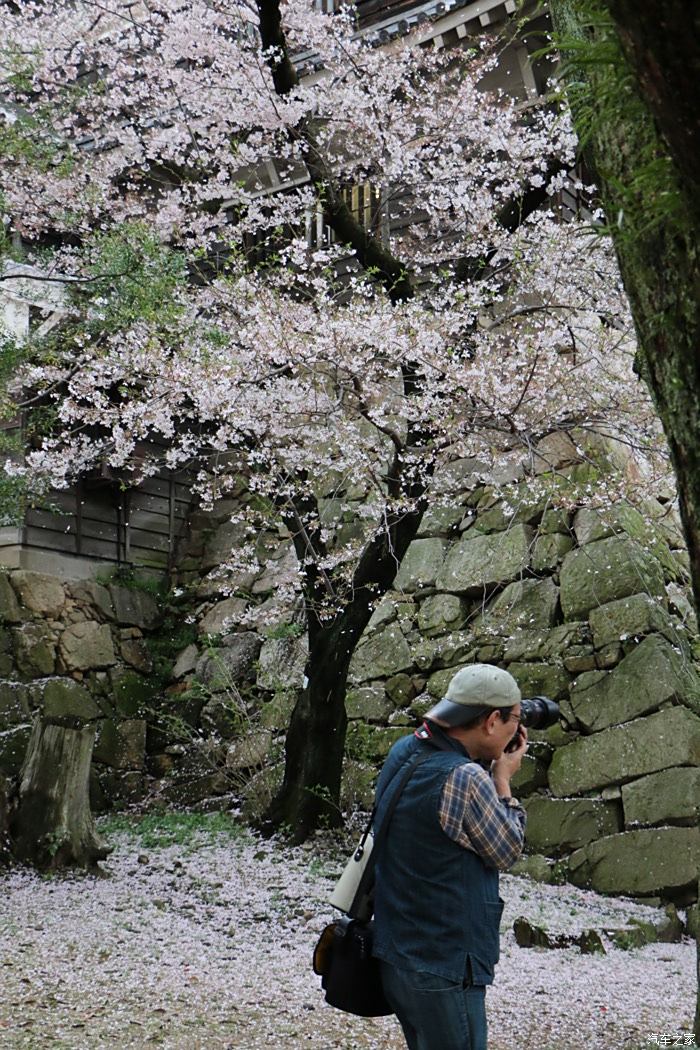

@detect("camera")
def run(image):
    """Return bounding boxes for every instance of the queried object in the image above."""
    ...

[506,695,560,751]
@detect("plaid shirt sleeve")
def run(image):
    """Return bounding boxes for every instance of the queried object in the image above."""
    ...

[438,762,526,871]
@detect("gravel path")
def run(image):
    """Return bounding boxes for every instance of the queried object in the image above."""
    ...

[0,816,695,1049]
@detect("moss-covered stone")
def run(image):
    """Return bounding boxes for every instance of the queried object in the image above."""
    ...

[345,685,392,721]
[426,664,471,699]
[12,622,56,677]
[436,525,533,596]
[523,796,622,853]
[567,635,700,732]
[507,662,570,700]
[481,578,560,634]
[394,538,447,592]
[531,532,575,572]
[0,574,22,624]
[42,679,101,724]
[93,719,147,770]
[548,706,700,796]
[0,682,29,726]
[589,592,677,649]
[417,594,468,638]
[110,669,159,718]
[559,536,665,621]
[621,766,700,827]
[0,724,31,777]
[346,723,407,762]
[568,826,700,895]
[509,854,555,883]
[349,623,413,683]
[511,754,548,796]
[256,635,308,691]
[431,632,477,670]
[259,690,297,730]
[416,505,464,537]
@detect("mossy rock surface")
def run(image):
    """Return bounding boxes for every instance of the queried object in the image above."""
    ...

[559,535,665,621]
[548,706,700,796]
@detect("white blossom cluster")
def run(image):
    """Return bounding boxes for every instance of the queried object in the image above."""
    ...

[1,0,667,609]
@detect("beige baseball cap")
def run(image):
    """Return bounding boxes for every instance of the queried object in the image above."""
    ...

[426,664,521,726]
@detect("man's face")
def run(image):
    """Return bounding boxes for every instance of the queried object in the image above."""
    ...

[489,703,522,759]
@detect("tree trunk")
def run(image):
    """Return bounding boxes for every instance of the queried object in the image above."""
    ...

[11,718,111,870]
[263,635,349,842]
[549,1,700,1033]
[264,500,429,840]
[550,0,700,615]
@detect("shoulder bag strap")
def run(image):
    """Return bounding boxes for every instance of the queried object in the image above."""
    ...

[348,746,432,918]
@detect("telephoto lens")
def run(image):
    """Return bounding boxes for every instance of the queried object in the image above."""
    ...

[506,695,560,751]
[519,695,560,730]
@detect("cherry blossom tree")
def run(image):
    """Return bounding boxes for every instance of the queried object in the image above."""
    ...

[0,0,659,841]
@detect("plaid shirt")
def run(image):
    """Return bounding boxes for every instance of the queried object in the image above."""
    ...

[438,761,526,871]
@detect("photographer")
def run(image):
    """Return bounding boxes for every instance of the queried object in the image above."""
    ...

[372,664,529,1050]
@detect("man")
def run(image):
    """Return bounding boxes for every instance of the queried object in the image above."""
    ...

[372,663,528,1050]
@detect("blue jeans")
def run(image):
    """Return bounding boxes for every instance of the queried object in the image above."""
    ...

[380,961,487,1050]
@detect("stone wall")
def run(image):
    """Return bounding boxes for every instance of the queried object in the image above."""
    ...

[165,435,700,903]
[1,434,699,904]
[0,570,163,809]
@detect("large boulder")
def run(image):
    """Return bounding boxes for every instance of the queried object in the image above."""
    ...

[257,635,308,691]
[589,592,677,649]
[198,597,248,637]
[172,644,199,679]
[109,585,161,630]
[523,796,621,853]
[68,580,115,619]
[9,570,65,617]
[0,682,30,726]
[394,539,447,592]
[481,578,560,634]
[621,766,700,827]
[196,633,262,691]
[93,719,147,769]
[345,686,395,722]
[568,827,699,895]
[0,574,22,623]
[566,635,700,732]
[59,621,116,671]
[548,706,700,796]
[506,661,570,700]
[531,533,574,573]
[42,679,101,724]
[435,525,532,596]
[349,623,413,683]
[12,622,56,677]
[417,594,467,638]
[559,536,665,621]
[201,519,250,570]
[0,725,32,777]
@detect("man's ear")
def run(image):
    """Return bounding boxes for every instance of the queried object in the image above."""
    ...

[483,710,500,735]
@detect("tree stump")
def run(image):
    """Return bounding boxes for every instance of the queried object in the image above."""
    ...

[11,719,111,870]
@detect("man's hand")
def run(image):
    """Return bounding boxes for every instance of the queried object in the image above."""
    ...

[492,725,528,798]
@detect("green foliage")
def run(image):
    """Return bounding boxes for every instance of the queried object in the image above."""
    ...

[97,810,249,848]
[95,565,168,598]
[78,222,187,332]
[548,1,683,239]
[263,621,304,640]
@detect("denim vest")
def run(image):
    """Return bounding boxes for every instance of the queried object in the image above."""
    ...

[372,732,504,985]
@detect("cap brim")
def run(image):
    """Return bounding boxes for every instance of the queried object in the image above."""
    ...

[426,699,493,726]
